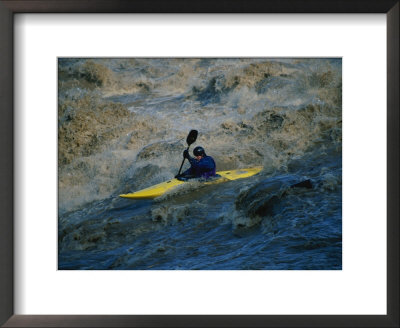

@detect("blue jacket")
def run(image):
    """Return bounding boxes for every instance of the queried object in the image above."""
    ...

[183,155,216,179]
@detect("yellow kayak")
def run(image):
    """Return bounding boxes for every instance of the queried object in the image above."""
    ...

[119,167,263,199]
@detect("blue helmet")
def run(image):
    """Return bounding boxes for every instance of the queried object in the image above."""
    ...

[193,146,206,157]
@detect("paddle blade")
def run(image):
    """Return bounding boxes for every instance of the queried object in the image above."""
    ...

[186,130,198,146]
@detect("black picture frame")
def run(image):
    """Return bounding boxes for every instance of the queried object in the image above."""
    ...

[0,1,398,327]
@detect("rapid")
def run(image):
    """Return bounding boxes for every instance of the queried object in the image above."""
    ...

[58,58,342,269]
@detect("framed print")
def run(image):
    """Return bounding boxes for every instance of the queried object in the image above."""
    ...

[1,1,398,327]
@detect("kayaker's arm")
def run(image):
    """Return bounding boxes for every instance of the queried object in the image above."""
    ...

[183,149,190,159]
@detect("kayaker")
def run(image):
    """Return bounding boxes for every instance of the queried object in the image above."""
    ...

[176,146,216,180]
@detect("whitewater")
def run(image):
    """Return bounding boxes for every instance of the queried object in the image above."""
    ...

[58,58,342,270]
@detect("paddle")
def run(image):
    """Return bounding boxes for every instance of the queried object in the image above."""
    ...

[176,130,198,177]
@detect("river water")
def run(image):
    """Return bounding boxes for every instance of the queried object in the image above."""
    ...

[58,58,342,270]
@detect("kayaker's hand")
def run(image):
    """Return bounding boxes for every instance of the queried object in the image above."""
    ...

[183,149,190,159]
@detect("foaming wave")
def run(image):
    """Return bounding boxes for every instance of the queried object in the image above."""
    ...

[58,58,341,213]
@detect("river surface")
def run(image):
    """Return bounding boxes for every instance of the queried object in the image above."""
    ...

[58,58,342,270]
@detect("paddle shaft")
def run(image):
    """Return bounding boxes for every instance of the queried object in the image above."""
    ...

[176,130,198,177]
[177,145,190,176]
